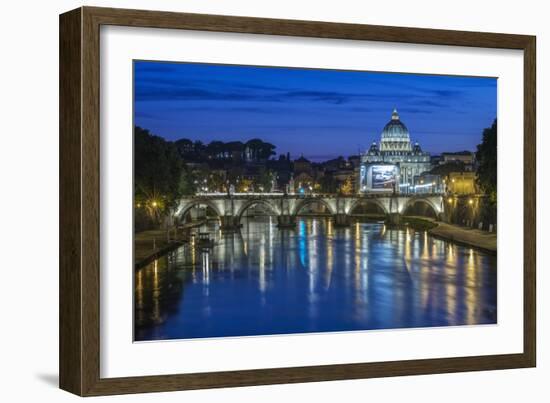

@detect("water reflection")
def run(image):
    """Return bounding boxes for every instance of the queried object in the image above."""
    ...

[135,217,497,341]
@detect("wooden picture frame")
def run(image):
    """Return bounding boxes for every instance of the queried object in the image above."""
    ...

[59,6,536,396]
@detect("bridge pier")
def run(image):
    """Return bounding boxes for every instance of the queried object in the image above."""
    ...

[220,215,241,231]
[277,214,296,228]
[386,213,402,225]
[333,213,351,227]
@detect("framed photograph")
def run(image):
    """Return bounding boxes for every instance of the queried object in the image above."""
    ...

[59,6,536,396]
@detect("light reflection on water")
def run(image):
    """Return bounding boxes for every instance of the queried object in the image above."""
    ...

[135,217,497,341]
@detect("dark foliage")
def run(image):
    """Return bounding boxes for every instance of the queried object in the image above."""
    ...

[476,119,497,204]
[134,126,190,216]
[429,161,466,176]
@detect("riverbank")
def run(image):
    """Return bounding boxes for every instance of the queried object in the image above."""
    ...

[134,221,205,269]
[429,221,497,255]
[401,216,438,231]
[399,216,496,254]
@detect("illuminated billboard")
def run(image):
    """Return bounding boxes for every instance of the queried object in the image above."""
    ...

[372,165,397,189]
[360,164,398,192]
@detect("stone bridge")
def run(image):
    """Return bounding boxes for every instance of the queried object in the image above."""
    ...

[174,193,444,230]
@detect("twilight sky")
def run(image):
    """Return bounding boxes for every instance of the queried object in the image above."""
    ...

[134,61,497,162]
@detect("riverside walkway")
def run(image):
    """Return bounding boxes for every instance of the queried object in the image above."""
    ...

[134,220,206,269]
[429,221,497,254]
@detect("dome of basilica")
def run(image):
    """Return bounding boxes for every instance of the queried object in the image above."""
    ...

[381,109,410,141]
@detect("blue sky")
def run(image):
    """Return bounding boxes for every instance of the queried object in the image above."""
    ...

[134,61,497,161]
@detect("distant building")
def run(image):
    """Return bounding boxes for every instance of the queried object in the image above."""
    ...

[348,155,361,169]
[359,109,431,193]
[332,168,355,184]
[293,156,315,193]
[293,155,313,176]
[430,155,442,166]
[267,154,292,190]
[440,151,476,171]
[322,156,345,171]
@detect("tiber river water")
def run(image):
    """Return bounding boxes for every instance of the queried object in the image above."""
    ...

[134,217,497,341]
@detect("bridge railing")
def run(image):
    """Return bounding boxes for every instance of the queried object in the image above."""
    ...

[193,192,444,199]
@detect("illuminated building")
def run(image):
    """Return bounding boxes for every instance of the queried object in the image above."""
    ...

[359,109,431,193]
[446,172,478,195]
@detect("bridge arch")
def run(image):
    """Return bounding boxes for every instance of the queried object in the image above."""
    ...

[236,199,280,221]
[347,198,389,216]
[401,197,442,219]
[293,198,336,216]
[176,199,223,222]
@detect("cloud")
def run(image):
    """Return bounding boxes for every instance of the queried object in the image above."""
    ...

[135,83,454,108]
[414,99,448,108]
[135,86,258,102]
[282,90,357,104]
[399,107,434,115]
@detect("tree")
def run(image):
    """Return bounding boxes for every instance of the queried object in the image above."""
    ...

[476,119,497,226]
[206,141,226,159]
[209,171,227,192]
[237,178,253,193]
[340,176,354,195]
[134,126,184,225]
[246,139,276,161]
[178,165,197,196]
[476,119,497,203]
[256,170,275,192]
[174,138,193,156]
[429,161,466,176]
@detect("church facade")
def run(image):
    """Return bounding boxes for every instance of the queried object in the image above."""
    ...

[359,109,431,193]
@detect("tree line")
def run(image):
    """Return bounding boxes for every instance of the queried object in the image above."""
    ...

[174,137,276,162]
[476,119,497,225]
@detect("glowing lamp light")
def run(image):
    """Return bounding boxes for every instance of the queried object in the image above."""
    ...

[152,201,158,207]
[468,199,473,205]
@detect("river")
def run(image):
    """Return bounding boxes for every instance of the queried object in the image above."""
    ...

[134,217,497,341]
